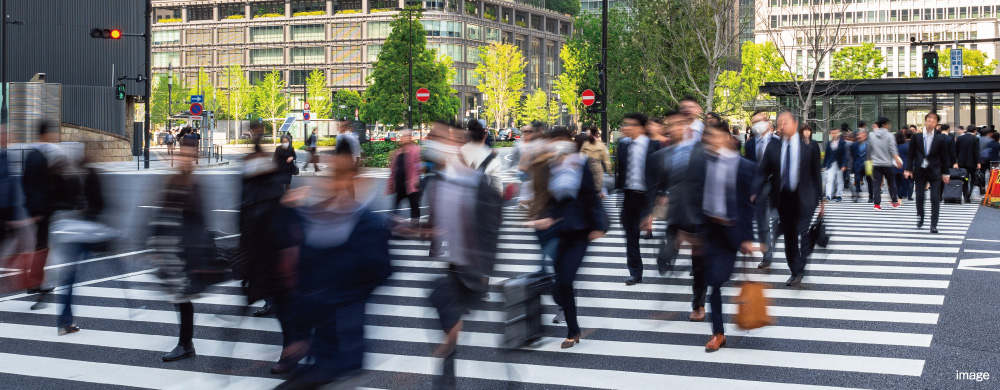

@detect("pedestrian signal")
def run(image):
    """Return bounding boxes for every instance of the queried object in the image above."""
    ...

[115,84,126,101]
[922,52,938,79]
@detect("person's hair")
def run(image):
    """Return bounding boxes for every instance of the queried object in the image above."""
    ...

[531,120,546,132]
[909,124,918,129]
[731,125,740,135]
[924,112,940,121]
[875,116,891,128]
[662,109,682,119]
[281,133,292,143]
[940,124,950,132]
[550,126,572,140]
[681,96,698,104]
[37,121,57,136]
[705,121,728,135]
[622,112,648,127]
[588,126,600,139]
[706,112,722,122]
[857,121,867,128]
[991,131,999,141]
[649,117,665,126]
[776,110,798,124]
[840,122,849,132]
[574,133,591,151]
[466,118,486,142]
[798,123,812,136]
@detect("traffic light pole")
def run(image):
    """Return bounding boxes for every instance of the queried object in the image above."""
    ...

[600,0,608,144]
[143,0,151,169]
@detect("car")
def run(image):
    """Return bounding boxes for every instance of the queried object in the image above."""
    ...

[384,132,398,141]
[498,129,511,141]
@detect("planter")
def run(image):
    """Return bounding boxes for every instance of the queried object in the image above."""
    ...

[336,9,361,15]
[255,13,283,18]
[158,18,181,23]
[293,10,326,17]
[225,15,245,19]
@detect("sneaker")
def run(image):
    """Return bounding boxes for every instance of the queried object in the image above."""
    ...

[835,196,842,202]
[873,205,882,210]
[892,202,901,208]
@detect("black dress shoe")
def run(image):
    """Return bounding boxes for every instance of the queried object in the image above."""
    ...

[917,217,924,228]
[625,276,642,286]
[867,198,874,203]
[162,344,196,362]
[757,259,771,269]
[930,228,939,234]
[656,258,673,275]
[270,362,296,374]
[786,275,802,287]
[58,324,81,336]
[252,304,275,317]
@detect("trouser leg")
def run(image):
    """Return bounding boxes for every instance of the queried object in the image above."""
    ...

[691,251,707,310]
[884,167,899,203]
[710,281,725,335]
[555,232,586,338]
[872,169,884,205]
[408,191,422,221]
[930,180,943,228]
[915,176,928,220]
[177,302,194,347]
[622,192,643,279]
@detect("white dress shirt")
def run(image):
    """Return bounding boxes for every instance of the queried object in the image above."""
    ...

[781,132,801,191]
[704,148,738,221]
[626,135,649,191]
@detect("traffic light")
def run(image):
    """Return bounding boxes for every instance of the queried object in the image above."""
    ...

[115,84,126,100]
[91,28,122,39]
[922,51,938,79]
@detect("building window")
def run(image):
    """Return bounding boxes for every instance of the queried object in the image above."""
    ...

[292,24,325,41]
[292,47,325,64]
[189,6,214,21]
[292,0,326,15]
[424,1,446,11]
[290,70,310,85]
[467,45,483,64]
[152,30,180,45]
[368,22,393,39]
[485,27,500,43]
[252,1,285,18]
[530,38,540,89]
[422,20,462,37]
[249,70,276,85]
[221,4,244,19]
[467,24,482,41]
[218,27,244,44]
[897,46,905,76]
[251,26,285,43]
[250,48,284,65]
[335,0,362,12]
[368,44,383,62]
[331,69,363,86]
[186,29,212,45]
[332,46,362,63]
[153,51,180,68]
[218,49,244,66]
[186,50,212,67]
[332,22,361,39]
[453,68,464,85]
[427,44,463,62]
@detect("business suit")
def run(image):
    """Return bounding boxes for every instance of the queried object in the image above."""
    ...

[753,133,822,279]
[651,141,707,309]
[849,141,873,201]
[744,134,779,265]
[823,138,847,200]
[614,136,662,281]
[907,131,952,229]
[954,133,980,202]
[703,153,756,337]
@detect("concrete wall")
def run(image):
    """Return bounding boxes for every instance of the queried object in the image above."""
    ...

[60,124,132,162]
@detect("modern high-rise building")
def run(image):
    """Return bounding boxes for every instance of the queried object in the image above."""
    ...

[150,0,573,128]
[579,0,622,14]
[756,0,1000,79]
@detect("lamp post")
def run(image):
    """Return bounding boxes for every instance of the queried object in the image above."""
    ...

[397,6,426,129]
[167,63,173,141]
[1,1,24,148]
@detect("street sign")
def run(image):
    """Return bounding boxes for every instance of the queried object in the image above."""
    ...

[190,95,204,103]
[416,87,430,102]
[303,112,311,121]
[189,103,204,116]
[581,89,596,107]
[304,102,311,110]
[951,48,963,78]
[190,115,203,120]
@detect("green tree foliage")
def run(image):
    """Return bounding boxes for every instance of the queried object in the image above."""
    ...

[251,70,287,140]
[545,0,580,16]
[150,74,189,127]
[519,89,559,125]
[555,41,585,128]
[333,90,363,120]
[221,64,253,132]
[305,69,332,119]
[830,43,887,80]
[193,68,218,114]
[938,48,999,77]
[362,9,460,128]
[714,41,790,120]
[474,42,526,130]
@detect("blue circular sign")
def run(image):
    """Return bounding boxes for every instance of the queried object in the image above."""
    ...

[189,103,204,116]
[303,112,311,121]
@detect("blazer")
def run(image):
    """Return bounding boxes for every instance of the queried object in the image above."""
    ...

[614,137,662,219]
[893,143,909,174]
[743,134,778,163]
[705,156,756,286]
[651,142,707,230]
[552,160,610,234]
[823,138,847,169]
[849,141,868,173]
[906,132,952,181]
[752,136,822,218]
[953,133,980,168]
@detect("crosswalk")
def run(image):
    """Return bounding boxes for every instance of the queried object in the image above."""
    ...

[0,194,979,389]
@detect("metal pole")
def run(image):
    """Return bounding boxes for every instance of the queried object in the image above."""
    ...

[144,0,152,169]
[407,11,414,129]
[1,0,7,148]
[600,0,608,144]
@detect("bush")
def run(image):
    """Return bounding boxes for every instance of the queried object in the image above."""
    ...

[515,21,527,28]
[336,9,361,15]
[293,10,325,17]
[492,141,514,148]
[318,137,337,147]
[370,8,394,13]
[256,13,283,18]
[159,18,182,23]
[360,141,399,168]
[225,14,245,19]
[484,13,497,21]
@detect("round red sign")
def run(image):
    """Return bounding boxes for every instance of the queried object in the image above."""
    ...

[581,89,596,107]
[416,87,431,103]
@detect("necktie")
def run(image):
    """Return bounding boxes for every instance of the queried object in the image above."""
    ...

[781,142,791,191]
[756,138,765,160]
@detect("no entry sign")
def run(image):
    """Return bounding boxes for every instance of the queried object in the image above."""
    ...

[416,88,430,103]
[581,89,596,107]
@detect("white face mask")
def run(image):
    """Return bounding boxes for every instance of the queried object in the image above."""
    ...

[752,121,769,136]
[282,142,290,148]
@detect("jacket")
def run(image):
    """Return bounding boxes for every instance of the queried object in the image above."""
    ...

[273,145,297,183]
[651,141,707,230]
[953,133,980,168]
[386,142,422,195]
[580,139,611,172]
[614,136,663,219]
[849,141,868,173]
[867,128,899,167]
[551,156,609,234]
[894,143,909,174]
[906,131,952,181]
[753,135,822,218]
[823,138,847,169]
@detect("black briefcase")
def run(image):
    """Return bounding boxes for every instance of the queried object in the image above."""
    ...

[500,270,554,348]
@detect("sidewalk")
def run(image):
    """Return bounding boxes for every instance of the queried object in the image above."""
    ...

[90,149,231,172]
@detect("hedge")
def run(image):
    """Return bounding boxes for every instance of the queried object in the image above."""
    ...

[360,141,399,168]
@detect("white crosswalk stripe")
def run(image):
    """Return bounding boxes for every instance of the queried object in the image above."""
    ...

[0,194,978,388]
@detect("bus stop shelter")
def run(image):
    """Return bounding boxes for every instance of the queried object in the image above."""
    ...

[760,75,1000,143]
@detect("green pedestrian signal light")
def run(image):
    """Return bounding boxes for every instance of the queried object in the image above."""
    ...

[116,84,126,100]
[922,51,938,80]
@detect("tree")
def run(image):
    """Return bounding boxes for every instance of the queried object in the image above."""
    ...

[333,90,363,120]
[938,48,999,77]
[222,64,253,136]
[362,9,460,128]
[305,69,332,119]
[713,41,790,120]
[474,42,526,130]
[252,70,287,140]
[831,43,887,80]
[192,68,218,114]
[554,43,584,128]
[546,0,580,16]
[150,74,189,127]
[519,89,558,125]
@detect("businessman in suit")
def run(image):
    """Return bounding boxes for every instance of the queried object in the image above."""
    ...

[744,112,779,269]
[905,112,952,233]
[849,130,873,203]
[615,112,662,285]
[823,127,848,201]
[752,110,823,287]
[953,126,981,203]
[701,121,758,352]
[650,110,708,321]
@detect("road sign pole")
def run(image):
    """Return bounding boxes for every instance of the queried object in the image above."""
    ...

[600,0,608,144]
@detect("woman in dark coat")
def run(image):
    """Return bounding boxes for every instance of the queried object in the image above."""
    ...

[273,134,297,190]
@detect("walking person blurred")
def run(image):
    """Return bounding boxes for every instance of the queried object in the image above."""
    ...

[743,112,779,269]
[823,127,847,202]
[895,129,913,201]
[615,113,662,285]
[868,117,902,210]
[302,128,320,172]
[273,134,297,191]
[20,122,64,308]
[850,129,873,203]
[386,129,423,228]
[905,113,952,233]
[578,130,609,196]
[953,125,981,203]
[165,130,176,155]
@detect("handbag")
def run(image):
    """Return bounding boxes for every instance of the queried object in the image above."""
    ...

[864,159,873,177]
[809,215,830,248]
[733,254,773,330]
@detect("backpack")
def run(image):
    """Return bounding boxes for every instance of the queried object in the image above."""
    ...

[468,152,502,287]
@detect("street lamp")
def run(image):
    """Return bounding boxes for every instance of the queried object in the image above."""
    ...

[167,63,173,140]
[397,6,426,129]
[1,1,25,147]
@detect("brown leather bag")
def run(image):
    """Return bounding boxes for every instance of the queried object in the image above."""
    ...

[733,281,773,330]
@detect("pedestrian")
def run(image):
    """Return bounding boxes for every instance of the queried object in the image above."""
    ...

[842,124,855,195]
[647,117,670,149]
[850,128,873,203]
[165,130,175,155]
[275,151,392,389]
[386,129,423,227]
[895,129,913,201]
[547,131,608,349]
[752,110,823,287]
[336,121,361,167]
[868,117,902,210]
[743,111,779,269]
[680,96,705,142]
[823,126,847,201]
[20,122,63,309]
[953,124,981,203]
[577,130,609,196]
[614,113,662,285]
[148,138,228,362]
[273,134,297,191]
[649,109,707,319]
[459,119,504,194]
[302,128,320,172]
[904,112,952,233]
[701,121,757,352]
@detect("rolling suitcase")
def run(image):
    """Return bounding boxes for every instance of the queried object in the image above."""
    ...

[944,168,968,203]
[501,270,553,348]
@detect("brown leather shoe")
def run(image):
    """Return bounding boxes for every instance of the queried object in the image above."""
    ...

[689,307,706,322]
[705,334,726,352]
